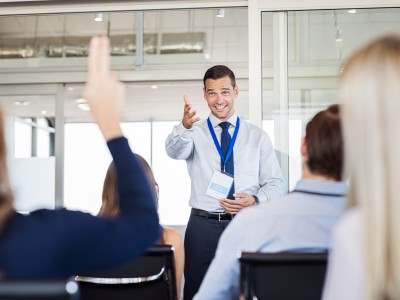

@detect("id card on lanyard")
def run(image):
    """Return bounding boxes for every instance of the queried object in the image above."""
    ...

[205,117,240,199]
[206,170,234,199]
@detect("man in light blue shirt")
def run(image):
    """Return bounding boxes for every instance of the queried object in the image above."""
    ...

[165,65,285,299]
[194,104,346,300]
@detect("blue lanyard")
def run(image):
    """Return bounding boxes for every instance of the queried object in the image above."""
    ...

[207,116,240,170]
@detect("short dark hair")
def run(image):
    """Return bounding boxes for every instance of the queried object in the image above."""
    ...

[203,65,236,88]
[305,104,343,181]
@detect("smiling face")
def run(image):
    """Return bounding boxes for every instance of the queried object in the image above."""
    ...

[203,76,238,121]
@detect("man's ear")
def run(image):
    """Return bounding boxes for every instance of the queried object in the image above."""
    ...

[234,85,239,97]
[301,137,307,157]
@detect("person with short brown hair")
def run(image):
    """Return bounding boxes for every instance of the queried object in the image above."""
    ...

[195,104,346,300]
[305,104,343,181]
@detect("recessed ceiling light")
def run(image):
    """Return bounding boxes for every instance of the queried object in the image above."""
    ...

[335,28,343,42]
[41,110,47,115]
[76,98,90,111]
[347,9,357,14]
[14,100,30,106]
[151,85,159,90]
[216,8,225,18]
[94,13,103,22]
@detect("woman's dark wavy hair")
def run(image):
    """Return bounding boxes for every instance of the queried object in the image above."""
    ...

[99,154,159,217]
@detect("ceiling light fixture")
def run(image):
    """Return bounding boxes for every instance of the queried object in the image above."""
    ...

[13,100,30,106]
[94,13,103,22]
[216,8,225,18]
[76,98,90,111]
[335,28,343,43]
[151,85,159,90]
[347,9,357,14]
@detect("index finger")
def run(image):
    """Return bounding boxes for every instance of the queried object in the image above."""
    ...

[233,193,246,198]
[183,95,191,107]
[88,36,111,78]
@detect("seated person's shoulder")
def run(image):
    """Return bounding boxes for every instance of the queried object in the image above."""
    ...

[162,227,183,248]
[334,208,361,237]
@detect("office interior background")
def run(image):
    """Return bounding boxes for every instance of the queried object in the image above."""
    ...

[0,0,398,228]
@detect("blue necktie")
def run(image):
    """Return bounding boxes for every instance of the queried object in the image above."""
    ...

[219,122,234,199]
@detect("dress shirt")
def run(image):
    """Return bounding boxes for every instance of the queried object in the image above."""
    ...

[165,112,285,212]
[322,209,365,300]
[0,137,160,279]
[194,179,347,300]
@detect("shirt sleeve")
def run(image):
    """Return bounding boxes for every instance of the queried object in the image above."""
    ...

[165,122,195,160]
[256,133,286,202]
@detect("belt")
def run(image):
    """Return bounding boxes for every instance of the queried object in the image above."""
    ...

[191,208,234,222]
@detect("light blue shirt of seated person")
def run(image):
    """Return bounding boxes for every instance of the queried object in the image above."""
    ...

[193,179,347,300]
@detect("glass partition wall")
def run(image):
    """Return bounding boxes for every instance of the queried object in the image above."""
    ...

[262,7,400,189]
[0,85,56,212]
[0,9,248,69]
[0,7,249,226]
[1,3,400,226]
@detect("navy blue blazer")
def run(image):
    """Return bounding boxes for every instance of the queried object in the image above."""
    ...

[0,137,160,279]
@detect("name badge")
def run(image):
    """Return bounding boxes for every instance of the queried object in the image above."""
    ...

[206,170,234,199]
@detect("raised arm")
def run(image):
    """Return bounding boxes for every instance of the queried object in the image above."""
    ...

[165,95,199,160]
[69,36,160,273]
[83,37,124,141]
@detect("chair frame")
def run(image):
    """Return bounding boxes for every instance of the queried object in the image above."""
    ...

[239,252,327,300]
[0,278,79,300]
[75,244,178,300]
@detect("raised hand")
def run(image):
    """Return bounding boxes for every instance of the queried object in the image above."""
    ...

[182,95,200,129]
[83,36,124,141]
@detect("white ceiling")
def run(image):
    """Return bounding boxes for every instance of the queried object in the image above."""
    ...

[0,7,250,122]
[1,7,400,122]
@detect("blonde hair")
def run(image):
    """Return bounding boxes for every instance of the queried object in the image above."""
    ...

[0,106,15,232]
[340,33,400,300]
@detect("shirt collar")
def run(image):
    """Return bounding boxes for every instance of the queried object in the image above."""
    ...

[208,112,238,128]
[294,179,347,196]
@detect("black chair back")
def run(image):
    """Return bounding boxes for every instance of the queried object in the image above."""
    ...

[75,245,177,300]
[0,278,79,300]
[239,252,327,300]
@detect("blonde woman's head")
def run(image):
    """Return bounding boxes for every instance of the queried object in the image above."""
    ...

[340,32,400,300]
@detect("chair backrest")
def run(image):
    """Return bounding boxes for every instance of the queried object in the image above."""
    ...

[75,244,178,300]
[239,252,328,300]
[0,278,79,300]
